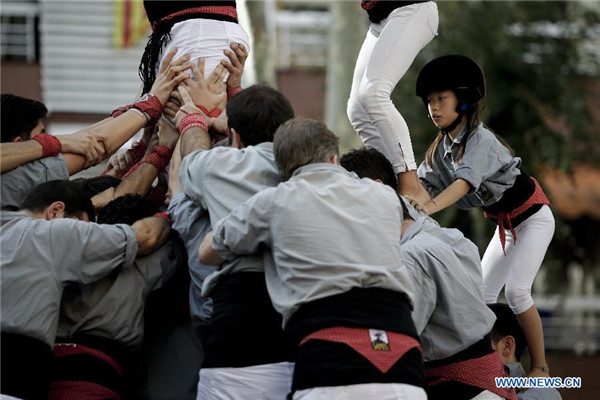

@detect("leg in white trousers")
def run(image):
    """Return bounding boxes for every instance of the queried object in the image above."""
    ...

[482,205,555,314]
[347,2,438,174]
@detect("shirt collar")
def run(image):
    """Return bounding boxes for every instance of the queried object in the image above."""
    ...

[291,162,349,178]
[442,123,469,158]
[506,362,526,377]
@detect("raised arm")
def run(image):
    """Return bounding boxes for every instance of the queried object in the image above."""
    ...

[91,119,179,210]
[1,131,105,173]
[175,59,227,158]
[64,49,191,174]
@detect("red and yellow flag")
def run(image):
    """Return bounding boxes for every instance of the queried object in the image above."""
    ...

[113,0,150,48]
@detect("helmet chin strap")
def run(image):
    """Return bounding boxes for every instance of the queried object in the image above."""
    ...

[440,113,464,135]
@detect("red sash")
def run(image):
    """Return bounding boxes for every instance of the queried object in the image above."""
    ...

[48,343,123,400]
[483,177,550,255]
[426,352,517,400]
[300,326,421,374]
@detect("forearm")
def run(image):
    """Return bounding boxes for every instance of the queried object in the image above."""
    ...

[198,232,224,266]
[180,127,212,158]
[132,217,171,256]
[0,141,43,172]
[87,111,148,155]
[426,178,470,215]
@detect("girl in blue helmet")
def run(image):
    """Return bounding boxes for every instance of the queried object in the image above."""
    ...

[410,54,554,379]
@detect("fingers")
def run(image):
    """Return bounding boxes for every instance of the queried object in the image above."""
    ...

[194,58,206,81]
[177,85,195,106]
[209,63,226,84]
[159,48,178,73]
[224,49,240,69]
[164,99,180,121]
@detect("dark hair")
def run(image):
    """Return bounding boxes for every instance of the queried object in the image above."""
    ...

[227,84,295,147]
[341,147,412,220]
[1,94,48,142]
[341,147,397,191]
[97,194,159,225]
[274,117,339,181]
[424,101,514,168]
[489,303,527,361]
[71,176,122,198]
[20,180,95,222]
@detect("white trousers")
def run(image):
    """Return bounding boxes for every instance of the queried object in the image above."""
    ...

[159,19,250,81]
[482,205,555,314]
[294,383,427,400]
[347,2,438,174]
[196,362,294,400]
[471,389,504,399]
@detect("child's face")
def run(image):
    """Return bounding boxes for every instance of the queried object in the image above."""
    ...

[426,90,459,129]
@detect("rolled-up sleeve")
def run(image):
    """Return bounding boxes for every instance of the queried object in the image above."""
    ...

[212,188,275,261]
[454,133,497,192]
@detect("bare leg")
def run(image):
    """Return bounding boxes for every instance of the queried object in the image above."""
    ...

[516,305,549,377]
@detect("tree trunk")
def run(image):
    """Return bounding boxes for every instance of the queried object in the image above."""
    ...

[245,0,276,87]
[325,2,367,152]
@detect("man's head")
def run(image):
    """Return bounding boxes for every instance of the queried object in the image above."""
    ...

[20,180,95,222]
[97,194,159,225]
[341,147,412,222]
[226,84,294,148]
[340,147,397,191]
[489,303,527,364]
[1,94,48,143]
[273,117,339,181]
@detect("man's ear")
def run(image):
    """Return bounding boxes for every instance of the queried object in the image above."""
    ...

[11,136,22,142]
[230,128,243,149]
[328,153,339,165]
[44,201,66,220]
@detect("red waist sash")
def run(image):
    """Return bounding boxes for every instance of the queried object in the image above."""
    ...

[300,326,421,374]
[426,352,517,400]
[483,177,550,255]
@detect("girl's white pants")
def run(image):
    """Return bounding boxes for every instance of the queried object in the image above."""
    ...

[482,205,555,314]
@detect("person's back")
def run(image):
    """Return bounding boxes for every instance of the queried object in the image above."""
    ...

[0,181,169,399]
[203,118,425,400]
[341,147,515,400]
[177,84,297,400]
[48,195,184,399]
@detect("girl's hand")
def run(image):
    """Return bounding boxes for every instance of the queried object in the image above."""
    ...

[222,43,248,90]
[406,195,435,215]
[150,48,191,105]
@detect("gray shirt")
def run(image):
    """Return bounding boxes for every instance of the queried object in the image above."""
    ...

[1,211,138,346]
[180,143,280,296]
[417,123,521,210]
[168,191,215,327]
[212,163,414,327]
[1,155,69,209]
[506,363,563,400]
[57,237,184,349]
[401,215,496,362]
